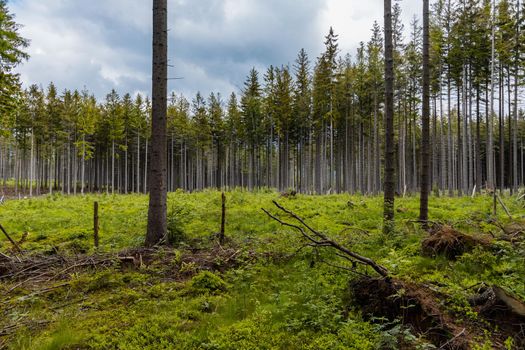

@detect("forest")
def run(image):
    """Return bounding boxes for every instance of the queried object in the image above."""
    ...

[1,0,525,349]
[1,1,524,196]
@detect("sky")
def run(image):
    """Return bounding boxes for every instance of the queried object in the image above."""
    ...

[9,0,421,101]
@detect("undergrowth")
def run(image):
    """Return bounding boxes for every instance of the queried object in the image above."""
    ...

[0,190,524,349]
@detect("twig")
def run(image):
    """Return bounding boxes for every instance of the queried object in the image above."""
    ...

[438,328,465,349]
[320,259,368,277]
[262,208,324,246]
[23,282,71,298]
[263,201,389,277]
[0,251,12,261]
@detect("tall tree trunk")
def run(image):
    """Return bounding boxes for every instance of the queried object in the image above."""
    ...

[512,0,520,193]
[146,0,168,247]
[420,0,430,223]
[383,0,395,233]
[499,64,504,192]
[487,0,496,190]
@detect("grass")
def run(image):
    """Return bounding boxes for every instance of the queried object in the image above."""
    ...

[0,190,524,349]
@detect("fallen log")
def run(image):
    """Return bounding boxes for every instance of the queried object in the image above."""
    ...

[469,285,525,347]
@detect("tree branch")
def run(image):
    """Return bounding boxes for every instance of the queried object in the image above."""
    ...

[263,201,389,277]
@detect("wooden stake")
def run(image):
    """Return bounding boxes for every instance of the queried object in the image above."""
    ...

[493,190,497,216]
[0,223,22,253]
[219,192,226,244]
[94,201,99,248]
[496,194,512,220]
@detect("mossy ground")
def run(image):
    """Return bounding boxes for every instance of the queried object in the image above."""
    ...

[0,190,524,349]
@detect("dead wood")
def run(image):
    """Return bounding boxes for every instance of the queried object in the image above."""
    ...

[219,192,226,244]
[0,224,22,253]
[262,200,389,277]
[495,194,513,219]
[421,225,491,259]
[350,276,471,349]
[469,285,525,347]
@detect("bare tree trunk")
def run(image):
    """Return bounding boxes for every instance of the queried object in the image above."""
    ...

[512,0,520,193]
[499,64,504,192]
[487,0,496,190]
[29,129,34,197]
[146,0,168,247]
[383,0,395,233]
[419,0,430,223]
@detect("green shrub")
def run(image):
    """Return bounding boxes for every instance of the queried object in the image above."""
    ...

[190,271,228,294]
[167,205,188,246]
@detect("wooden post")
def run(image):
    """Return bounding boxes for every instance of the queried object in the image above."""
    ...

[0,223,22,253]
[94,201,99,248]
[219,192,226,244]
[493,190,497,216]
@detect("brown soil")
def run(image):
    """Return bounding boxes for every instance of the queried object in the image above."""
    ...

[421,225,491,259]
[470,285,525,347]
[350,276,525,349]
[350,277,472,349]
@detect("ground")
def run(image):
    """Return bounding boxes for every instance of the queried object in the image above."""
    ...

[0,190,524,349]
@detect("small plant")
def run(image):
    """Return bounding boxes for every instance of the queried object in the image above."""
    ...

[190,270,228,294]
[166,204,188,246]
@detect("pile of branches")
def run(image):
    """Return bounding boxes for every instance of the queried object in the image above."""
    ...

[0,251,142,295]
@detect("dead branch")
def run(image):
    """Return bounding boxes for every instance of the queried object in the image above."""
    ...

[0,224,22,253]
[0,252,12,261]
[263,200,389,277]
[320,259,368,278]
[495,194,512,220]
[438,328,465,349]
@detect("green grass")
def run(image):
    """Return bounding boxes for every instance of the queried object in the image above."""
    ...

[1,190,524,349]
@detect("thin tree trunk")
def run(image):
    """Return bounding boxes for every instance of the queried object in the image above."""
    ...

[419,0,430,223]
[383,0,395,232]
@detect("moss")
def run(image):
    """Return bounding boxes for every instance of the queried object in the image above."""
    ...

[190,271,228,294]
[1,191,524,349]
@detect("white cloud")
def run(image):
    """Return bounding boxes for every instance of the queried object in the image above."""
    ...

[10,0,424,100]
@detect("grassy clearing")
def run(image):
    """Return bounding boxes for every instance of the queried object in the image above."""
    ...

[0,190,524,349]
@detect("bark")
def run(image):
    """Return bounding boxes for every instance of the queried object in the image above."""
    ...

[383,0,395,232]
[419,0,430,223]
[146,0,168,247]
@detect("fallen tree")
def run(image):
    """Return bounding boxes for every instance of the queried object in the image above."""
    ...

[262,200,389,277]
[262,201,524,348]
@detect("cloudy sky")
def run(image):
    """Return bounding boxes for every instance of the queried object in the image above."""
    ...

[10,0,421,101]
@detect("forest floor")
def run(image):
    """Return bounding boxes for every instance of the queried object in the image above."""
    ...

[0,190,524,349]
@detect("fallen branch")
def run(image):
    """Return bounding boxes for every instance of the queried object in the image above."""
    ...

[0,224,22,253]
[262,200,389,277]
[438,328,465,349]
[495,194,512,220]
[0,251,12,261]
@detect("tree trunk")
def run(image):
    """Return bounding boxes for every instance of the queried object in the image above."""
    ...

[146,0,168,247]
[383,0,395,233]
[419,0,430,223]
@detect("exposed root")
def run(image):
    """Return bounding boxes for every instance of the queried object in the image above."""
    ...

[470,285,525,347]
[350,277,471,349]
[421,225,491,259]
